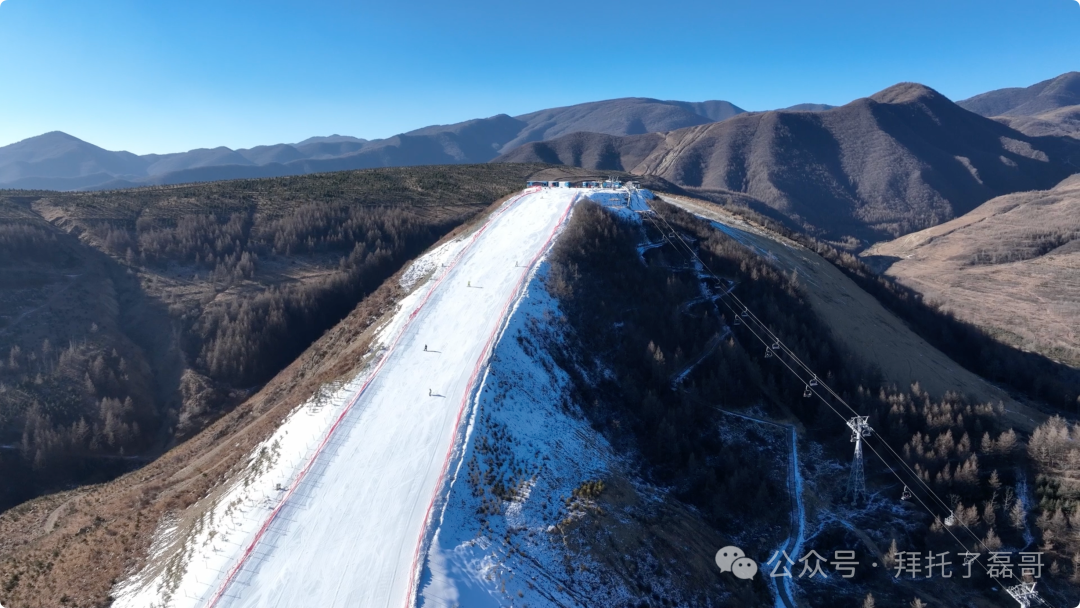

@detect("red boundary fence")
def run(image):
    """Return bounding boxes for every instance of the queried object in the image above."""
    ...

[402,191,579,607]
[205,187,545,607]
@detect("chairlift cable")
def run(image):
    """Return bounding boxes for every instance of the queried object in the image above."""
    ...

[645,208,1055,600]
[639,206,1046,598]
[646,208,1023,554]
[646,209,991,516]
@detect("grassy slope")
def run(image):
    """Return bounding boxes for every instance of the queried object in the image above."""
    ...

[659,195,1030,414]
[864,174,1080,368]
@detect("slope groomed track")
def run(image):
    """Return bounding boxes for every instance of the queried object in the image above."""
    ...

[208,187,581,608]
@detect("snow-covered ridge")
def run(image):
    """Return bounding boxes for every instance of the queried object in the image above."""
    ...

[418,263,633,607]
[418,187,662,607]
[113,186,584,608]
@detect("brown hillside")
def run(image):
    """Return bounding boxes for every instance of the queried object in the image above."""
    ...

[994,105,1080,140]
[863,174,1080,368]
[957,71,1080,117]
[497,83,1080,244]
[0,249,427,608]
[0,164,550,512]
[657,194,1038,424]
[958,72,1080,140]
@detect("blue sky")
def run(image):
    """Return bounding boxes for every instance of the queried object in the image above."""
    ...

[0,0,1077,154]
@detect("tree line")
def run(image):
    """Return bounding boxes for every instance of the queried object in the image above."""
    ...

[0,164,540,510]
[545,201,1048,602]
[718,201,1080,412]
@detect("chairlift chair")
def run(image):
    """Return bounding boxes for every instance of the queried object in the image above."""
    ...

[765,348,774,359]
[803,386,812,398]
[733,316,742,326]
[770,341,780,351]
[740,309,749,318]
[809,375,819,387]
[901,485,912,501]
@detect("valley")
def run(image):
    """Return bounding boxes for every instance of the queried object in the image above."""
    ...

[3,175,1080,608]
[1,74,1080,608]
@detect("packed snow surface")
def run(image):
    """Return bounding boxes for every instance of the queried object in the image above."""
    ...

[210,188,580,608]
[416,187,657,608]
[113,187,583,608]
[417,265,626,607]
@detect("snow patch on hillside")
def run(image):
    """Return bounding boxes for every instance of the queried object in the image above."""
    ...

[418,263,635,607]
[400,236,469,291]
[586,187,654,220]
[111,371,374,608]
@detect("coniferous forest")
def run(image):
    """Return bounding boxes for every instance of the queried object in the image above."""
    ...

[0,164,545,510]
[546,201,1080,606]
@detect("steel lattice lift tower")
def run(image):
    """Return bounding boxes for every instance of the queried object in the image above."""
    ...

[1005,582,1042,608]
[846,416,872,504]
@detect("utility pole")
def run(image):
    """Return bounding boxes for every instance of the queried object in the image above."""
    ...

[846,416,872,504]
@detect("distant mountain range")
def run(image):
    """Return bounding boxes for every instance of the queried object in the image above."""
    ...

[958,72,1080,117]
[0,98,747,191]
[3,72,1077,203]
[958,71,1080,139]
[498,82,1080,243]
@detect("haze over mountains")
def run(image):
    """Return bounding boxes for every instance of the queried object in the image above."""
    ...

[0,98,745,191]
[500,82,1080,243]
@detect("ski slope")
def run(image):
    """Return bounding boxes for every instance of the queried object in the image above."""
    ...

[416,188,657,608]
[193,187,582,608]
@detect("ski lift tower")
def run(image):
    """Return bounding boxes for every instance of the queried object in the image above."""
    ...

[846,416,872,504]
[1005,582,1040,608]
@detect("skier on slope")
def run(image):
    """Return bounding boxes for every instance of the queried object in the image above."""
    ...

[428,388,433,396]
[424,344,428,351]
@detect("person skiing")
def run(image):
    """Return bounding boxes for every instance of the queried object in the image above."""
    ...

[424,344,428,351]
[467,280,471,287]
[428,388,433,396]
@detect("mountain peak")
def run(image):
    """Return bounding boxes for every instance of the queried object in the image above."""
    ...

[0,130,147,182]
[1042,71,1080,96]
[294,135,367,146]
[14,131,85,146]
[869,82,946,105]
